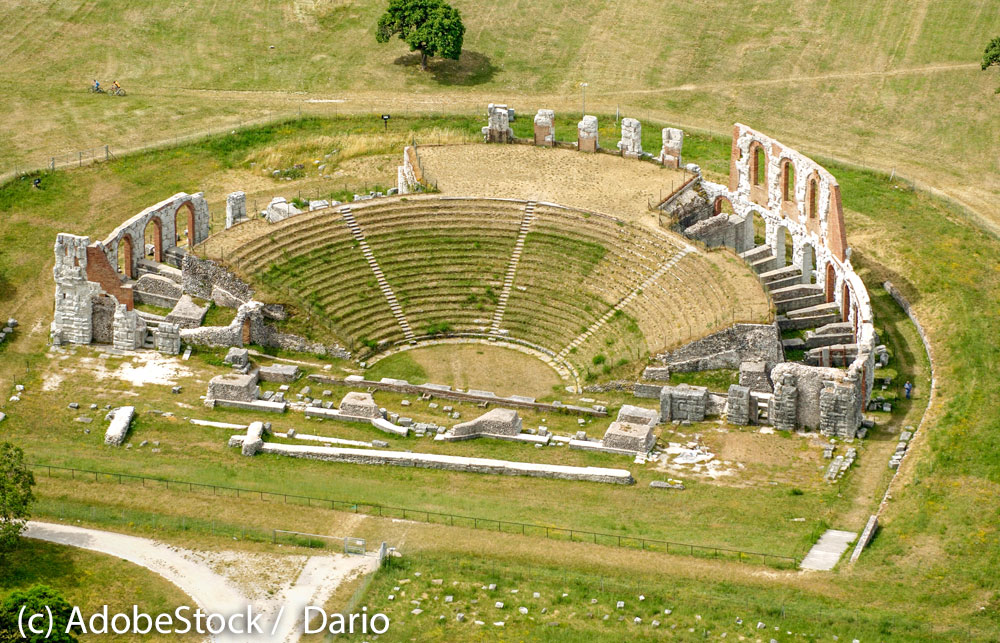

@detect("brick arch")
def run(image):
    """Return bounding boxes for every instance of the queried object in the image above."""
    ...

[117,234,135,279]
[779,158,796,203]
[144,215,163,262]
[175,201,196,247]
[749,141,767,187]
[806,173,820,219]
[825,263,836,302]
[713,196,735,215]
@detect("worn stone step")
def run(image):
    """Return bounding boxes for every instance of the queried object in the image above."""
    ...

[805,331,856,349]
[814,321,854,336]
[785,301,841,319]
[750,254,780,274]
[776,312,841,331]
[739,245,773,263]
[770,283,825,302]
[776,293,826,314]
[759,264,802,284]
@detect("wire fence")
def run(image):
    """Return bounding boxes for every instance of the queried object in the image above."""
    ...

[29,462,799,568]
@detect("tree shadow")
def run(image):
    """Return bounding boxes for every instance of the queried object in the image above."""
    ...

[393,50,496,86]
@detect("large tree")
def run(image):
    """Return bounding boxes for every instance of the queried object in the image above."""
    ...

[376,0,465,71]
[0,586,77,643]
[984,36,1000,93]
[0,442,35,555]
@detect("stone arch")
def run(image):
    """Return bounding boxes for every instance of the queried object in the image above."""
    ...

[825,263,837,302]
[713,196,735,215]
[806,175,820,219]
[174,201,196,247]
[241,317,252,344]
[116,235,135,279]
[780,158,796,203]
[750,141,767,187]
[144,215,163,262]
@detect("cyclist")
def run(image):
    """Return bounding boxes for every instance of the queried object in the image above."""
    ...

[112,80,120,93]
[93,79,100,91]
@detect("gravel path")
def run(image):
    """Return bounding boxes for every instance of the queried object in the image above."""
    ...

[26,521,377,642]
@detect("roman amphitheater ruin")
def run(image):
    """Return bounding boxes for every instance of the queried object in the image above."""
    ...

[49,106,879,484]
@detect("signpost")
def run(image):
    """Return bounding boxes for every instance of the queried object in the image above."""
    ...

[381,114,390,132]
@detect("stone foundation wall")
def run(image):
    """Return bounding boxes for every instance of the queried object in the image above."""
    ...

[656,323,783,372]
[181,255,254,304]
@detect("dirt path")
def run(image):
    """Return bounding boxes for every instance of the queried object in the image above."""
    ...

[25,521,377,642]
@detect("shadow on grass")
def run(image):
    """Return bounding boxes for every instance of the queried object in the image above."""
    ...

[393,50,496,86]
[0,539,78,591]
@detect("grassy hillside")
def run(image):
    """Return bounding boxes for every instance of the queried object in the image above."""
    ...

[0,0,997,227]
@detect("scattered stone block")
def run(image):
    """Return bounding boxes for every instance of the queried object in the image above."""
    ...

[259,364,300,383]
[104,406,135,446]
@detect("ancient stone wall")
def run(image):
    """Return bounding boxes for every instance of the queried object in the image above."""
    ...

[578,115,598,153]
[659,128,683,168]
[225,191,246,229]
[655,323,783,372]
[181,255,254,304]
[482,104,513,143]
[51,234,99,345]
[533,109,555,146]
[617,118,643,158]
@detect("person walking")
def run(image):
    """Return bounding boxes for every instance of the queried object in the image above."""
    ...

[904,381,913,399]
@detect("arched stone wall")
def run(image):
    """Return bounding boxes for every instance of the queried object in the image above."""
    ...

[98,192,209,272]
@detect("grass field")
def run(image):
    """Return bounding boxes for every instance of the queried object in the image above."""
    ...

[0,112,997,638]
[1,539,197,642]
[0,0,997,233]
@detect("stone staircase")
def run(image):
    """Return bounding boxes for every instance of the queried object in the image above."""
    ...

[340,206,415,343]
[740,243,858,367]
[489,201,536,336]
[556,248,691,360]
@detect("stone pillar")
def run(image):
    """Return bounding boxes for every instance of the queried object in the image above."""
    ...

[51,234,99,345]
[770,372,798,431]
[482,104,513,143]
[819,378,861,439]
[577,115,598,153]
[154,322,181,354]
[727,384,754,425]
[617,118,643,158]
[659,127,683,168]
[659,384,708,422]
[112,303,146,350]
[225,191,246,229]
[533,109,555,147]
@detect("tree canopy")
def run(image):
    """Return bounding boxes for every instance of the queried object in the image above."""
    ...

[0,442,35,554]
[375,0,465,71]
[0,586,77,643]
[984,36,1000,93]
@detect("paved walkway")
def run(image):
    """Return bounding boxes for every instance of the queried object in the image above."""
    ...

[26,521,376,642]
[800,529,857,571]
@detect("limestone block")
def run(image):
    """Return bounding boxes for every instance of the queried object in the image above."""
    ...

[726,384,754,425]
[339,391,382,419]
[659,127,683,168]
[659,384,708,422]
[616,404,659,427]
[642,366,671,381]
[154,322,181,354]
[207,372,259,403]
[225,191,246,229]
[533,109,555,147]
[165,294,208,329]
[483,104,514,143]
[577,115,598,153]
[224,347,250,367]
[104,406,135,446]
[451,408,522,438]
[263,197,304,224]
[258,364,300,383]
[241,421,264,456]
[617,118,643,158]
[602,421,655,453]
[112,303,146,350]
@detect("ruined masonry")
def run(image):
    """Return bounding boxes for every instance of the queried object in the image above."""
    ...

[577,115,599,153]
[225,191,246,229]
[617,118,643,158]
[482,104,513,143]
[659,128,683,168]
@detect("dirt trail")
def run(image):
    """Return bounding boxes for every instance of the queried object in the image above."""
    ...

[26,521,377,642]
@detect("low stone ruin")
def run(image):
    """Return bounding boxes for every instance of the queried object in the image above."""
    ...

[263,196,303,224]
[602,421,655,454]
[739,360,772,393]
[617,118,643,158]
[660,384,708,423]
[482,104,513,143]
[616,404,659,427]
[451,408,522,439]
[207,372,259,404]
[577,115,598,153]
[259,363,300,382]
[224,347,250,369]
[225,191,246,229]
[104,406,135,446]
[659,128,683,168]
[339,391,382,419]
[726,385,755,425]
[533,109,555,146]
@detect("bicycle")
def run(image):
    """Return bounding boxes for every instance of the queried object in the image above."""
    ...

[107,86,127,96]
[89,85,105,94]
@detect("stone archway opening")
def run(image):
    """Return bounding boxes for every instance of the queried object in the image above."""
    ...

[144,216,163,262]
[842,283,852,322]
[751,143,767,187]
[807,177,819,219]
[714,196,734,215]
[781,159,796,204]
[175,202,196,248]
[116,235,134,279]
[825,264,836,302]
